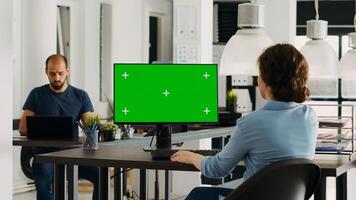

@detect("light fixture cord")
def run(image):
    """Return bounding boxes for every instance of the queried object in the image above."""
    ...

[314,0,319,20]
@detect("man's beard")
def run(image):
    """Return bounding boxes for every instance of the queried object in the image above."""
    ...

[50,80,65,91]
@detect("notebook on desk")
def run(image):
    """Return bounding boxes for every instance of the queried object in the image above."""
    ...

[27,116,74,139]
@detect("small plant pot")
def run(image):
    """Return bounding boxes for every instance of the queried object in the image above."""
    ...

[101,130,116,142]
[228,104,237,113]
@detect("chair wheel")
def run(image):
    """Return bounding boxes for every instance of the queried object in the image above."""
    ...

[20,147,34,180]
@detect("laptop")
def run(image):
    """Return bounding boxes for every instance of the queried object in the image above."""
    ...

[26,116,75,139]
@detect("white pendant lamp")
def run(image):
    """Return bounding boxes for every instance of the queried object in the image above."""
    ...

[300,0,338,98]
[219,1,273,76]
[338,15,356,98]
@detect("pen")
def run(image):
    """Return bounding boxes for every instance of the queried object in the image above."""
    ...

[76,121,85,131]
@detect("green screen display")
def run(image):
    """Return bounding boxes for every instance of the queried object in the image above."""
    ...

[114,64,218,123]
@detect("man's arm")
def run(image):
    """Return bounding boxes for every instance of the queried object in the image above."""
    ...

[80,112,92,125]
[19,110,35,136]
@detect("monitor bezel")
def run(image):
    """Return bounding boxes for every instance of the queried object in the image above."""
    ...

[113,63,219,125]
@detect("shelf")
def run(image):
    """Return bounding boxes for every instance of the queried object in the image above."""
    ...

[311,104,356,155]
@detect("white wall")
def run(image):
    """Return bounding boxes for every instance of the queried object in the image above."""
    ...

[83,0,106,115]
[22,0,57,101]
[12,0,105,118]
[112,0,173,63]
[257,0,296,44]
[143,0,173,62]
[58,0,86,91]
[57,0,113,118]
[111,1,173,193]
[254,0,297,109]
[0,0,13,198]
[112,0,144,63]
[11,0,174,193]
[13,0,173,119]
[12,0,57,119]
[13,0,22,119]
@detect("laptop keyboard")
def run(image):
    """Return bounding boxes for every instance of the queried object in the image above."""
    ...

[151,149,220,160]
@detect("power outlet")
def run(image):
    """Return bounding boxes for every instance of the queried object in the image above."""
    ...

[236,89,252,113]
[231,75,253,86]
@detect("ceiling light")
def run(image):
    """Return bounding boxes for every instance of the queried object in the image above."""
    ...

[219,2,273,76]
[299,0,338,98]
[338,15,356,98]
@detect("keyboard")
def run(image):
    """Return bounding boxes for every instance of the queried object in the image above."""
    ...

[151,149,220,160]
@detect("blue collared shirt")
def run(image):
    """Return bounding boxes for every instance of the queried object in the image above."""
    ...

[201,100,318,180]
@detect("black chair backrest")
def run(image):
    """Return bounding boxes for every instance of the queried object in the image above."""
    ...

[13,119,20,130]
[224,158,320,200]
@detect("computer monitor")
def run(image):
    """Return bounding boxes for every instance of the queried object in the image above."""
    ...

[113,63,218,148]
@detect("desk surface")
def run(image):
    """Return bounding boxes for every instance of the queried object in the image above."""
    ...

[37,145,197,171]
[13,127,234,148]
[34,127,233,171]
[33,126,356,176]
[13,135,83,147]
[104,126,234,146]
[36,142,356,176]
[313,154,356,176]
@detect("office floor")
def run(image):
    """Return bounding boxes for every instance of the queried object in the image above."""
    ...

[10,179,334,200]
[11,176,348,200]
[13,190,92,200]
[13,181,95,200]
[12,145,95,200]
[13,191,186,200]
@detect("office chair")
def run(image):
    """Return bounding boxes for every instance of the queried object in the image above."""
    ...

[224,158,320,200]
[13,118,34,180]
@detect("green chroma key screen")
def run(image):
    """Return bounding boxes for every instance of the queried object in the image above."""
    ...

[114,63,218,123]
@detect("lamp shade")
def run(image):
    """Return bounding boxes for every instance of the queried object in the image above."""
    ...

[219,2,273,76]
[300,40,338,98]
[219,28,273,76]
[339,49,356,79]
[300,40,338,79]
[299,19,338,98]
[338,32,356,97]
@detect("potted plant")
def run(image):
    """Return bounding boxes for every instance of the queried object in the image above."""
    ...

[227,89,238,113]
[99,122,118,141]
[79,114,101,149]
[82,114,100,131]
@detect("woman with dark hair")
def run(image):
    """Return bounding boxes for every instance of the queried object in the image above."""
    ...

[171,43,318,200]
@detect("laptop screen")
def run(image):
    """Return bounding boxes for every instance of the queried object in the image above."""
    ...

[26,116,75,139]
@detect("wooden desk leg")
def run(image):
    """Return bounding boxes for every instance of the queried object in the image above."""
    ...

[140,169,147,200]
[165,170,171,200]
[67,164,78,200]
[99,167,109,200]
[314,176,326,200]
[336,173,347,200]
[54,164,65,200]
[114,168,123,200]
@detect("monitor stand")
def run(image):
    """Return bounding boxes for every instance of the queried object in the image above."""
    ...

[143,125,172,200]
[155,125,172,149]
[143,125,172,151]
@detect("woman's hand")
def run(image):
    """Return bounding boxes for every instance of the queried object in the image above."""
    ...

[170,150,205,170]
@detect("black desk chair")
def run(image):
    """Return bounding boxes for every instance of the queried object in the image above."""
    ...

[13,118,34,180]
[225,158,320,200]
